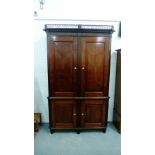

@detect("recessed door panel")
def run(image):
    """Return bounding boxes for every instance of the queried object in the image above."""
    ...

[80,100,107,128]
[85,42,104,91]
[51,100,77,128]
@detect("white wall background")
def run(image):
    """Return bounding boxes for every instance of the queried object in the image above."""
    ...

[34,0,121,123]
[34,0,121,20]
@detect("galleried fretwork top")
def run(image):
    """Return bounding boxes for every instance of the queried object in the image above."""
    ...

[44,24,114,34]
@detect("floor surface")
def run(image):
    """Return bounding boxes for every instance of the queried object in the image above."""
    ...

[34,123,121,155]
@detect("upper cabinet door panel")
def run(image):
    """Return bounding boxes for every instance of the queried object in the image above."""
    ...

[48,36,77,96]
[81,36,110,97]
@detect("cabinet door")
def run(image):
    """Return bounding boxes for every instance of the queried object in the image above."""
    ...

[80,36,110,128]
[48,36,78,97]
[80,100,107,128]
[80,36,110,97]
[51,100,77,128]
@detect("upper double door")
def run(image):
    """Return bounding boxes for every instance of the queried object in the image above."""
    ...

[48,35,111,128]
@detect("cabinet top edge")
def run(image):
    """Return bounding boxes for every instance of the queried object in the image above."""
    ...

[116,49,121,54]
[44,24,115,34]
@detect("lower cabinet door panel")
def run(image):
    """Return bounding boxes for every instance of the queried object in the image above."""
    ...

[51,100,77,129]
[49,99,108,130]
[80,100,107,128]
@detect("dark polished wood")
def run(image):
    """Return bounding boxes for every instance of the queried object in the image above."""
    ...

[80,36,111,97]
[113,49,121,133]
[51,100,77,128]
[48,36,78,97]
[80,100,107,128]
[80,36,110,129]
[45,24,113,132]
[48,96,109,100]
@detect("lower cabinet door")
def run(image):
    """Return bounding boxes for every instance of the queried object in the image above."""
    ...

[51,100,77,129]
[80,100,107,128]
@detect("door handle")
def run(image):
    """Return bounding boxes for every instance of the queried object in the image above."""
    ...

[81,113,85,116]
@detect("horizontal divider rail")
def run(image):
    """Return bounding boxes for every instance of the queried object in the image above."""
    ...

[47,96,110,100]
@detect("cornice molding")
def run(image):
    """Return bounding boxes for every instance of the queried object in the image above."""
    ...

[44,24,115,34]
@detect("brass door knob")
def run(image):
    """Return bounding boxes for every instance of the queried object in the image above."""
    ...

[81,113,84,116]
